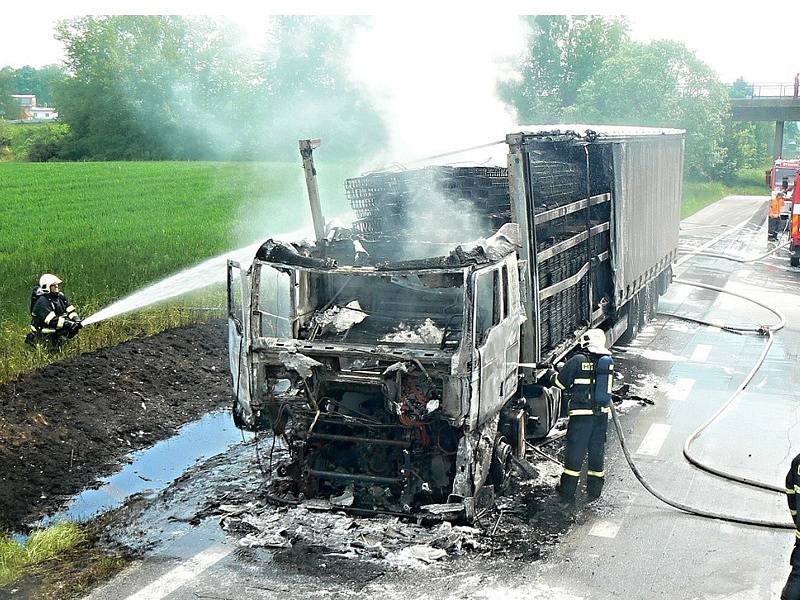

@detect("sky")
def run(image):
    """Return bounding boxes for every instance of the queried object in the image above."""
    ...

[1,3,796,84]
[0,2,796,84]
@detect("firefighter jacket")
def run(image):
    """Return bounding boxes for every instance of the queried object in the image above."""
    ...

[785,454,800,538]
[543,352,614,416]
[770,195,783,219]
[31,291,79,333]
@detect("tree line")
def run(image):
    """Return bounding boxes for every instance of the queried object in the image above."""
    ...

[0,15,777,179]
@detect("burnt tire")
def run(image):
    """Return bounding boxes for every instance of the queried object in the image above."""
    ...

[618,296,640,345]
[491,437,514,494]
[645,281,658,321]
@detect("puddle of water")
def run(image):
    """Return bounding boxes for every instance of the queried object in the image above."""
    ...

[35,410,244,529]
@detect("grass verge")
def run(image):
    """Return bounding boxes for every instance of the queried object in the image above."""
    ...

[0,522,128,599]
[0,522,87,587]
[682,167,767,218]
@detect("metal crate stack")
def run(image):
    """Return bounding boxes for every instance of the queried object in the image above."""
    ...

[538,244,590,351]
[528,158,585,212]
[345,166,510,241]
[529,155,592,353]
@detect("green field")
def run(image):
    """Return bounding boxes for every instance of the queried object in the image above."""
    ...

[0,160,358,382]
[681,168,767,218]
[0,161,770,383]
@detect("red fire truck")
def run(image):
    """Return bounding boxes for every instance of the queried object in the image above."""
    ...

[790,172,800,266]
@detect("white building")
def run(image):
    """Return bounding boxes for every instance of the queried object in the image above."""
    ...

[9,94,58,121]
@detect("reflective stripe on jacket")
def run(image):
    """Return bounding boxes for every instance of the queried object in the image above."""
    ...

[31,292,75,332]
[544,352,609,414]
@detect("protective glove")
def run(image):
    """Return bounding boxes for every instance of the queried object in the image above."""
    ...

[64,320,81,337]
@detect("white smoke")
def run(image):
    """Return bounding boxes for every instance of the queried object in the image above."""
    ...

[348,14,526,168]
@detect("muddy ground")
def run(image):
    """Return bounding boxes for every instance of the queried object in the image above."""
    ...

[0,320,231,532]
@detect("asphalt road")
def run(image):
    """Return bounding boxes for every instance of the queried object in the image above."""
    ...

[87,194,798,600]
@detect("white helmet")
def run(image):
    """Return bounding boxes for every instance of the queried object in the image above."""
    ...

[580,328,610,355]
[39,273,62,291]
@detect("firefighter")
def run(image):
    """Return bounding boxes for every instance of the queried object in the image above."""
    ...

[770,192,784,241]
[26,274,82,350]
[783,453,800,599]
[543,328,614,502]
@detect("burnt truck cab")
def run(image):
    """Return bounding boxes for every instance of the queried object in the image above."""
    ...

[228,224,528,518]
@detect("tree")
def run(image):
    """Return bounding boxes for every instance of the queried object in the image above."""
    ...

[499,16,629,123]
[0,67,20,119]
[12,65,66,106]
[54,16,256,160]
[565,40,730,179]
[256,16,387,159]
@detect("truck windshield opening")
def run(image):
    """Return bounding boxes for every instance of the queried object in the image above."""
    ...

[296,270,465,347]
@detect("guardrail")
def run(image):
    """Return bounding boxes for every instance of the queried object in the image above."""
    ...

[728,82,799,98]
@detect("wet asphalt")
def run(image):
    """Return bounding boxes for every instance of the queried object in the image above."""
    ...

[86,194,800,600]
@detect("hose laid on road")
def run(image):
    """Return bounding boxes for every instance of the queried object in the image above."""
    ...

[676,239,789,263]
[610,402,793,529]
[602,273,793,527]
[672,278,787,494]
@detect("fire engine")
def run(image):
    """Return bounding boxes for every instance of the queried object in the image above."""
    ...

[790,171,800,266]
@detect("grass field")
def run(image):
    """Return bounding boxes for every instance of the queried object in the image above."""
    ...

[0,161,769,383]
[0,160,358,382]
[681,167,767,218]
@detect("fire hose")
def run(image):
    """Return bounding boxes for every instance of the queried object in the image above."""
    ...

[602,260,794,527]
[535,214,797,528]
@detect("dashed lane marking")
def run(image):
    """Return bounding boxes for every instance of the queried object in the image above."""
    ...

[125,543,232,600]
[635,423,672,457]
[668,378,695,402]
[588,520,620,539]
[690,344,712,363]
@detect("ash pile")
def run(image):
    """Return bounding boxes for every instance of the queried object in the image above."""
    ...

[218,501,484,569]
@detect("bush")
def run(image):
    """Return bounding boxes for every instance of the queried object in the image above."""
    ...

[0,122,70,162]
[21,123,70,162]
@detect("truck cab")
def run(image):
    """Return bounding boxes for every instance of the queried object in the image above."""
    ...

[227,224,529,518]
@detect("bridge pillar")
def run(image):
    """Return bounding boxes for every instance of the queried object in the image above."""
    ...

[775,121,785,159]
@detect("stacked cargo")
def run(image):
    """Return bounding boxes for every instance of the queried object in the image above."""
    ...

[345,166,510,243]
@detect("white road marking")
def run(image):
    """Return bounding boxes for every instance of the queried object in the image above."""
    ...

[635,423,672,457]
[668,378,695,402]
[588,520,620,538]
[675,216,751,268]
[690,344,712,363]
[125,544,232,600]
[666,284,692,304]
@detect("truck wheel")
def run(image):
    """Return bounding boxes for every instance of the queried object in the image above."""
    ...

[792,257,800,268]
[618,297,639,345]
[646,281,658,320]
[639,288,649,328]
[491,437,514,494]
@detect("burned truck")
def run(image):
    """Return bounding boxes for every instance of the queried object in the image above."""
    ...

[227,125,684,518]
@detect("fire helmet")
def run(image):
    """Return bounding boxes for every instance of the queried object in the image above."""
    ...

[580,328,610,355]
[39,273,62,291]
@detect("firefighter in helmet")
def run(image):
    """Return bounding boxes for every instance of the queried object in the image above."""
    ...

[542,328,614,502]
[26,274,82,350]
